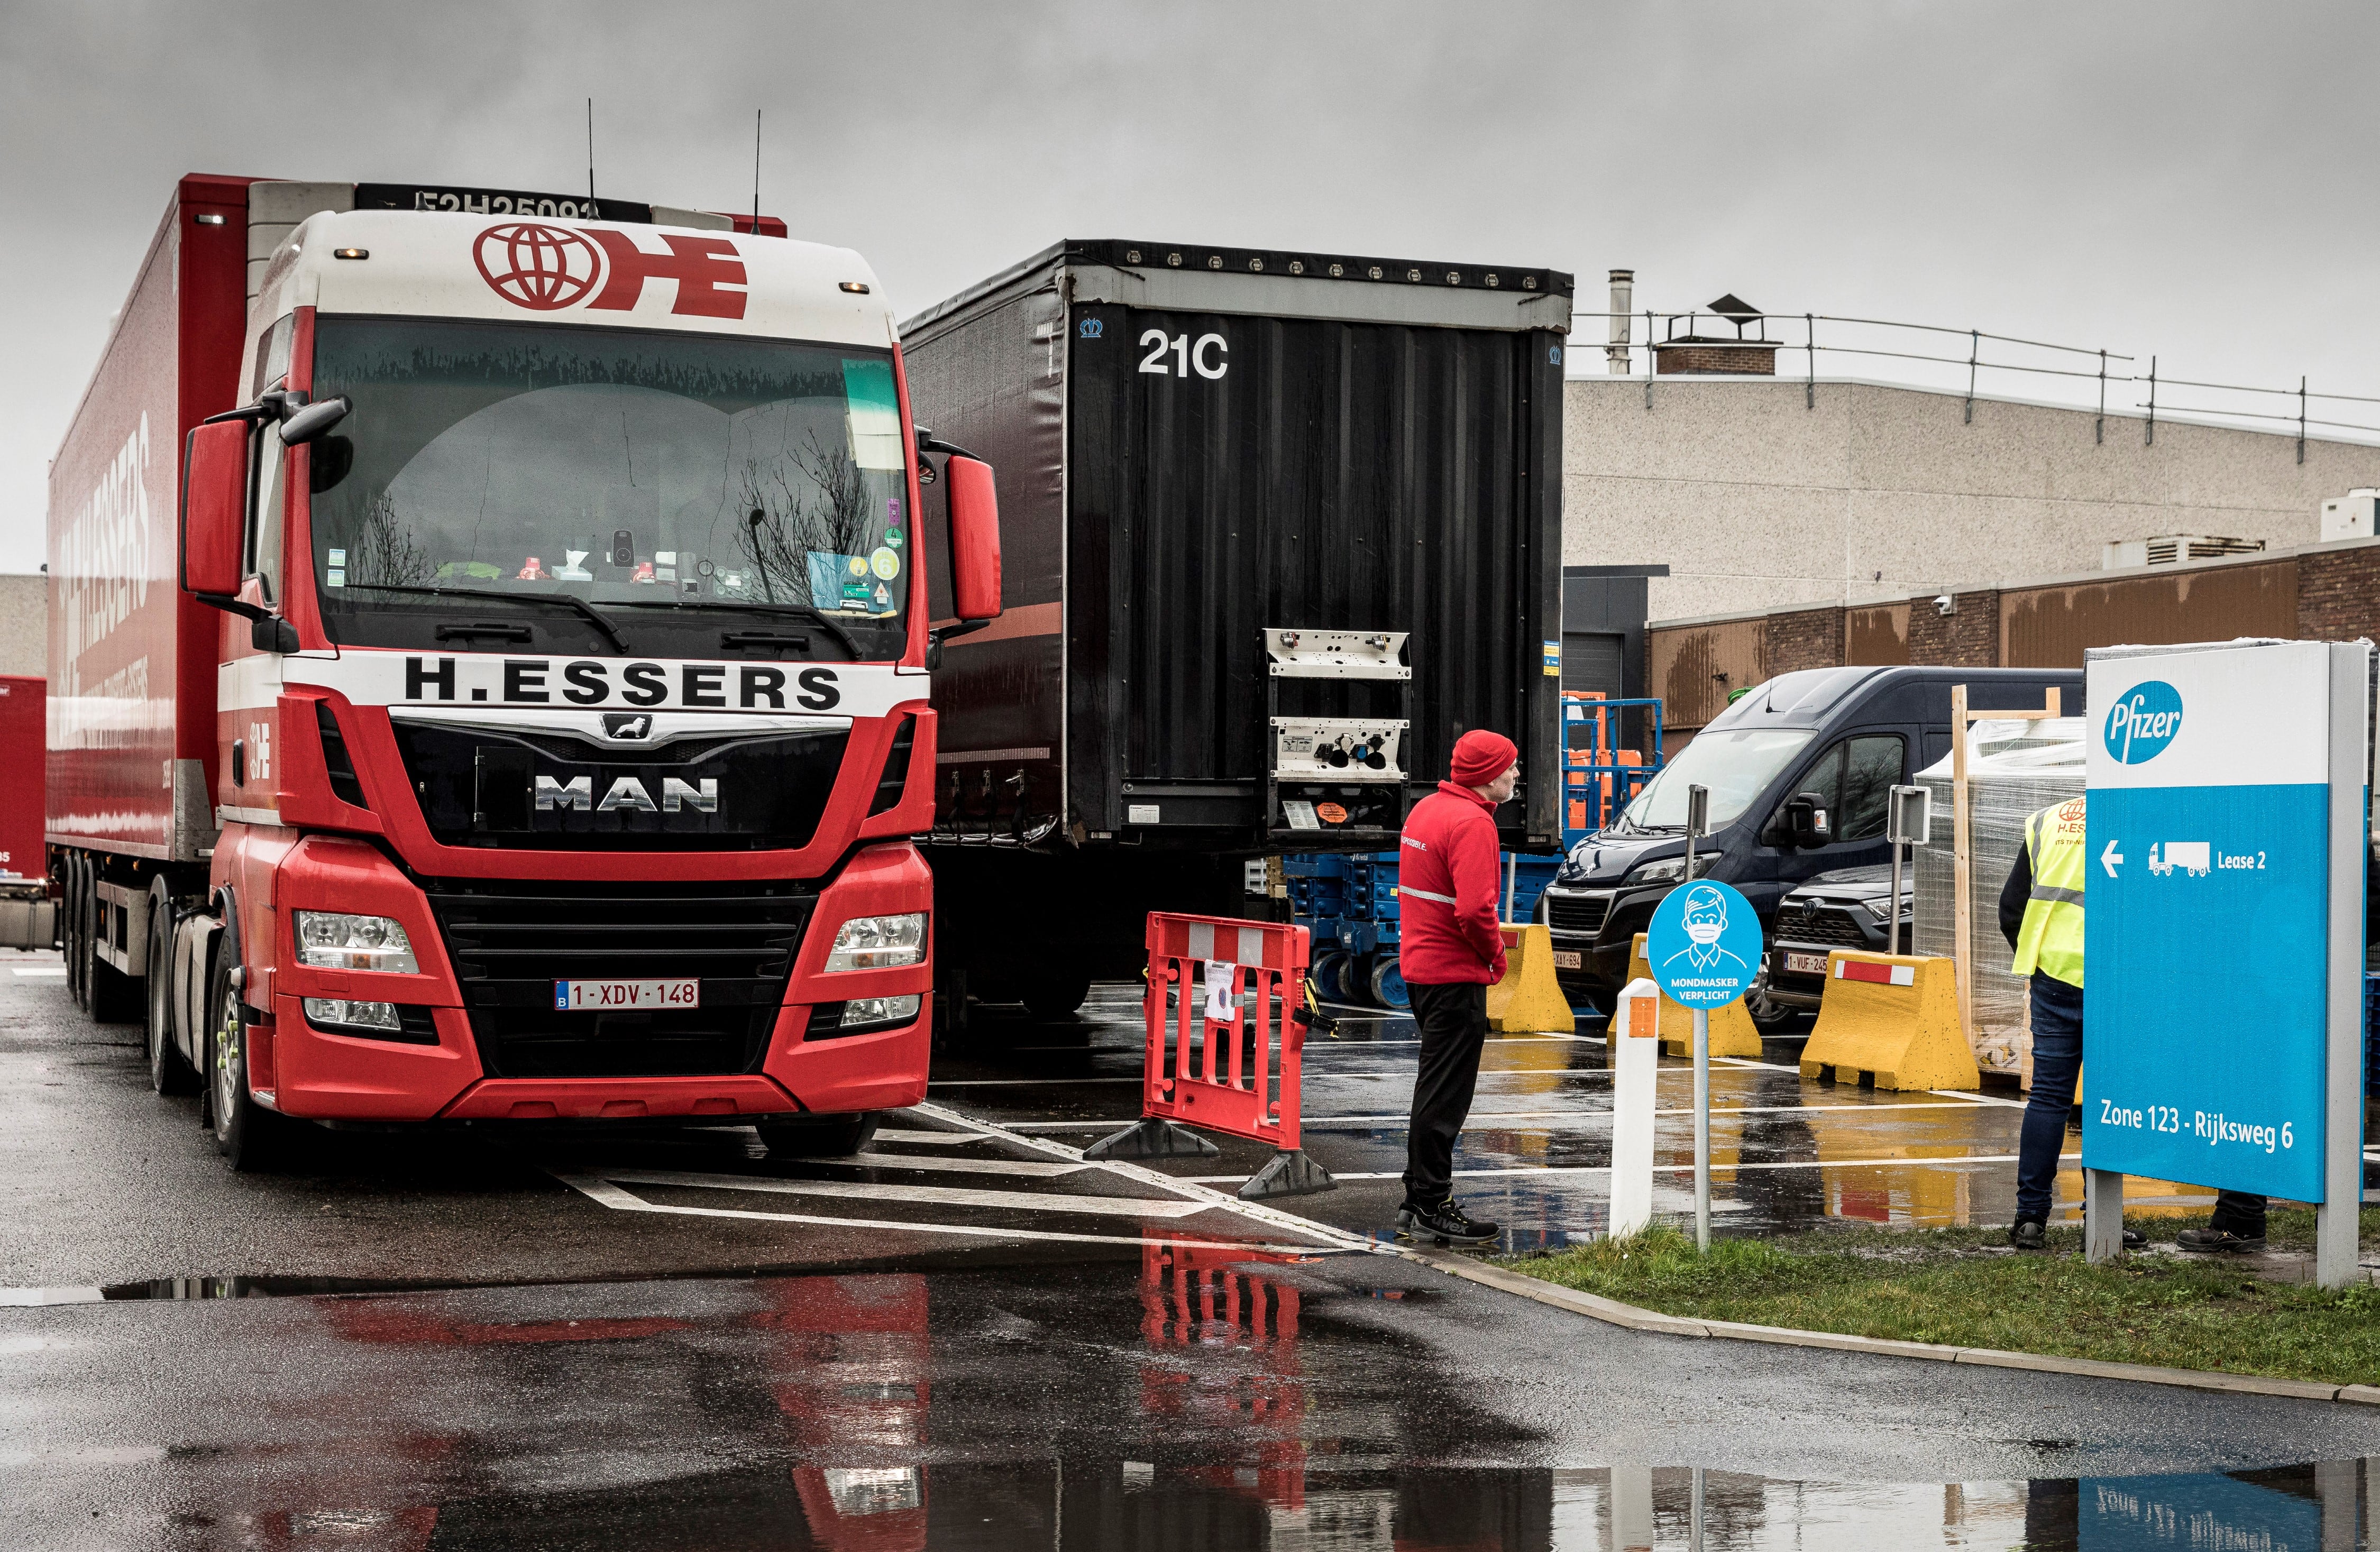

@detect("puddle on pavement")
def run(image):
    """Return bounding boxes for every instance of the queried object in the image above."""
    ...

[153,1461,2375,1549]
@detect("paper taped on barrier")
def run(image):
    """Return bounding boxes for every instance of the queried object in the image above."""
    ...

[1204,962,1237,1022]
[1915,718,2085,1077]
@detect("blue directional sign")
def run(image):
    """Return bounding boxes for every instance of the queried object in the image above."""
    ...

[1645,879,1761,1009]
[2085,641,2367,1202]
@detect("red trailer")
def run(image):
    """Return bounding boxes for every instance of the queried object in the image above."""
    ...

[47,175,1003,1167]
[0,675,43,885]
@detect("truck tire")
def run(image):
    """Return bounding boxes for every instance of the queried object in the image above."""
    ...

[756,1111,881,1158]
[80,865,141,1025]
[147,880,198,1096]
[1021,972,1091,1020]
[205,914,284,1172]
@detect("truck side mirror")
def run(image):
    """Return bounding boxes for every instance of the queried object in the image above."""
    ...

[1783,792,1832,849]
[180,420,249,599]
[279,394,350,446]
[946,454,1003,622]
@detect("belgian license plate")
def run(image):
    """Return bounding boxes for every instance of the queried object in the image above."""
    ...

[555,978,700,1011]
[1784,952,1829,976]
[1552,950,1583,970]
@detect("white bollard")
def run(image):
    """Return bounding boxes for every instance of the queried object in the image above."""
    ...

[1607,977,1661,1239]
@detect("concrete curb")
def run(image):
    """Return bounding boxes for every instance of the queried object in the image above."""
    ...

[1400,1248,2378,1407]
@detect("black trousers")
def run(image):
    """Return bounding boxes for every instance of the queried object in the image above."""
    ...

[2211,1189,2267,1237]
[1403,980,1490,1205]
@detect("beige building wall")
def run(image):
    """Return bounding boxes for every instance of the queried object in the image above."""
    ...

[1564,376,2380,623]
[0,574,41,679]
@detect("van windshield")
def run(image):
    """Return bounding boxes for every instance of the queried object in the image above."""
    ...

[1616,728,1816,832]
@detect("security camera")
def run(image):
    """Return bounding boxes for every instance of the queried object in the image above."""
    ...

[1933,594,1957,617]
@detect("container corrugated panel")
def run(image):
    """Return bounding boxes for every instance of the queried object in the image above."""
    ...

[904,239,1572,853]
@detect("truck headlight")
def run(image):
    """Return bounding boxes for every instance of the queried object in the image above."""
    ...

[303,997,401,1032]
[295,912,419,974]
[824,912,926,971]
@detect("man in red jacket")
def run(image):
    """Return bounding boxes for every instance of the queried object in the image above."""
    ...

[1393,728,1518,1245]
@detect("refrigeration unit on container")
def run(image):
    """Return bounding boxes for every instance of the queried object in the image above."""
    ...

[902,238,1571,1002]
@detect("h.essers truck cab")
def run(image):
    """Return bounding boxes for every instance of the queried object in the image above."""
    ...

[1539,665,2079,1023]
[48,177,1002,1167]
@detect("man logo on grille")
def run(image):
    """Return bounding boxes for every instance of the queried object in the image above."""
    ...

[602,712,653,740]
[474,222,603,310]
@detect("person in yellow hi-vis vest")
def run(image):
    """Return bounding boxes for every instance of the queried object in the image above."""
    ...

[1999,794,2149,1253]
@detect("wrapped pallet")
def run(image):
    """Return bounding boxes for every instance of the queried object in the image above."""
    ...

[1912,719,2085,1079]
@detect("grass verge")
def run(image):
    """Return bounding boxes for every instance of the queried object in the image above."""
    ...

[1503,1208,2380,1388]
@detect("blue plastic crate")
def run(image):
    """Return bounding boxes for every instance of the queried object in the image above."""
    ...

[2366,973,2379,1099]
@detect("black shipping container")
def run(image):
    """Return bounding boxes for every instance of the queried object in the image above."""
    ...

[903,239,1572,994]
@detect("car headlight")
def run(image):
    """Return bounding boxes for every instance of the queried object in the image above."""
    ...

[295,912,418,974]
[825,912,927,971]
[1625,856,1687,888]
[1862,899,1898,924]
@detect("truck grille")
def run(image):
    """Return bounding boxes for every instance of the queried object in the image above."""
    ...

[1545,890,1610,937]
[1775,902,1869,950]
[422,879,813,1079]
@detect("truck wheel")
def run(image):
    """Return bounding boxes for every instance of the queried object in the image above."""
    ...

[1368,955,1411,1012]
[147,881,197,1096]
[756,1111,881,1158]
[206,923,283,1172]
[1021,972,1091,1020]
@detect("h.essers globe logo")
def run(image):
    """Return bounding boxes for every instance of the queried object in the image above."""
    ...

[2104,680,2184,764]
[473,222,602,310]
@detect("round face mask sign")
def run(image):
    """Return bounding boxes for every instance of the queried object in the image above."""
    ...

[1644,879,1762,1008]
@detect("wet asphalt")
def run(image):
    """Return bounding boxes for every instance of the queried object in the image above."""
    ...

[7,954,2380,1549]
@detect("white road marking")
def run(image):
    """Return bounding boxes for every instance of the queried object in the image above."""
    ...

[870,1127,991,1145]
[777,1152,1091,1177]
[594,1165,1211,1219]
[905,1099,1372,1252]
[550,1173,1327,1255]
[928,1077,1142,1087]
[11,968,67,979]
[997,1099,2015,1134]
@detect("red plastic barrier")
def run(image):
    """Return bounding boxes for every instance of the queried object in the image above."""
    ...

[1141,912,1310,1149]
[1085,912,1334,1199]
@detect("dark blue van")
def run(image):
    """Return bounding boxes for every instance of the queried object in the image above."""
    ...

[1539,665,2083,1022]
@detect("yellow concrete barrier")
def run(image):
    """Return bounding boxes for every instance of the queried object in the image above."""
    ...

[1798,950,1980,1091]
[1485,923,1577,1034]
[1627,933,1762,1059]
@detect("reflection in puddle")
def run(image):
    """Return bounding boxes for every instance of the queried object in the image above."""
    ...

[75,1255,2379,1550]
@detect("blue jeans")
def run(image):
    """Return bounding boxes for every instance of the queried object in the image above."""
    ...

[2016,972,2082,1225]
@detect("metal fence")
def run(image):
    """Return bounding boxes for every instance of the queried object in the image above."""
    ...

[1568,307,2380,457]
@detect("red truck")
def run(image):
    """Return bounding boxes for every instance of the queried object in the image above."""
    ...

[47,175,1002,1167]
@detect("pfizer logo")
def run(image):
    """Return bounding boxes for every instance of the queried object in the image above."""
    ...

[473,222,602,310]
[2104,681,2184,764]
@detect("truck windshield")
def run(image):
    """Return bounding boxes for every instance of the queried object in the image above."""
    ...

[1616,728,1816,832]
[306,317,912,660]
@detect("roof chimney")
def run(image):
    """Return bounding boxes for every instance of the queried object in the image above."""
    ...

[1606,269,1634,375]
[1650,293,1781,376]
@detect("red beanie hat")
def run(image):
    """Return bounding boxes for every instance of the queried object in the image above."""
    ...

[1449,729,1518,787]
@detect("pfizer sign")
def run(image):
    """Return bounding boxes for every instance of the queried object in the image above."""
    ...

[2103,680,2183,764]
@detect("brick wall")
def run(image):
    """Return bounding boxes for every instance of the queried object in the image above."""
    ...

[2297,546,2380,643]
[1762,606,1844,675]
[1652,343,1780,376]
[1906,589,2002,666]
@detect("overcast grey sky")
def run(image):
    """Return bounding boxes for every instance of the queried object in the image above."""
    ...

[4,1,2374,574]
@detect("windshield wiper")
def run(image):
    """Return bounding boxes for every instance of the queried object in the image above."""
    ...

[339,583,631,655]
[602,598,867,659]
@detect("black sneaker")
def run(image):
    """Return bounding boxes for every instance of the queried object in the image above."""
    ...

[2009,1219,2047,1252]
[1396,1199,1498,1245]
[2176,1226,2266,1255]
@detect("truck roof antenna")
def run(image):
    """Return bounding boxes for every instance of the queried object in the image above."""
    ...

[753,109,762,233]
[586,98,597,208]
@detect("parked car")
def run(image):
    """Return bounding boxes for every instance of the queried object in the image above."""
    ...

[1750,864,1912,1030]
[1539,665,2081,1015]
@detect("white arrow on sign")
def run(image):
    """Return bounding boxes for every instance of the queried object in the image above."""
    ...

[2102,839,2123,878]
